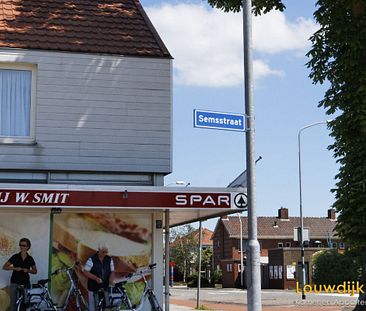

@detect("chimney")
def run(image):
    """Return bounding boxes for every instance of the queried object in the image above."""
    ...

[278,207,288,220]
[327,208,336,220]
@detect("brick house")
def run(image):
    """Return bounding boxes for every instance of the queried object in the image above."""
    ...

[212,208,343,288]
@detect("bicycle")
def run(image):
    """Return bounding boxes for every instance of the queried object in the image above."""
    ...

[51,262,88,311]
[93,280,133,311]
[16,278,57,311]
[16,262,88,311]
[93,263,162,311]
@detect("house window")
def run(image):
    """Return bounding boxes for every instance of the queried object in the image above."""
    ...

[339,242,345,250]
[332,242,337,248]
[278,242,284,248]
[226,264,232,272]
[314,241,322,248]
[238,239,247,252]
[285,242,291,247]
[0,66,35,143]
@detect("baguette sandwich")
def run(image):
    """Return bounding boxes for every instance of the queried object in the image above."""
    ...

[0,229,17,258]
[0,230,16,310]
[52,214,151,277]
[0,288,10,311]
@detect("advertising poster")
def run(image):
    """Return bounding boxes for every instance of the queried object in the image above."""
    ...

[0,212,50,311]
[51,212,152,310]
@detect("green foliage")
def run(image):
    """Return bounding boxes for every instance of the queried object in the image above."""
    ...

[212,269,223,284]
[199,247,213,272]
[170,225,197,281]
[186,272,212,287]
[312,250,362,285]
[207,0,285,15]
[306,0,366,251]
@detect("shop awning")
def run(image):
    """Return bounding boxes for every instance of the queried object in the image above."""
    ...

[0,184,247,227]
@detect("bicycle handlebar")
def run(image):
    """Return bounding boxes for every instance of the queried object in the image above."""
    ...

[51,261,80,276]
[115,263,157,285]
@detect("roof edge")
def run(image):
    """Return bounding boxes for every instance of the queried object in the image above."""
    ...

[135,0,173,59]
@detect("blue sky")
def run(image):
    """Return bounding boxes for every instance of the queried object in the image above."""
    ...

[140,0,338,229]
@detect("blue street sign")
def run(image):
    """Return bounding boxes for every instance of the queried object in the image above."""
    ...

[193,109,245,132]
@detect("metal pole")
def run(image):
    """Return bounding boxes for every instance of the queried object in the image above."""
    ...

[196,221,203,309]
[165,210,170,310]
[297,132,306,300]
[238,213,244,288]
[243,0,261,310]
[297,120,330,300]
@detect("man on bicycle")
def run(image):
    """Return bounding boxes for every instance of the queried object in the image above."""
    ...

[83,243,115,311]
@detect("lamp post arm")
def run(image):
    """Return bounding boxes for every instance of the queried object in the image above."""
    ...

[297,119,332,300]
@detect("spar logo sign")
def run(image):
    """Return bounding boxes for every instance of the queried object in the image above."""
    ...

[234,193,248,209]
[174,192,248,209]
[175,194,230,207]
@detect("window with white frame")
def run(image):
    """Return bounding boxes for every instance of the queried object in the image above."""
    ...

[0,66,35,142]
[226,263,232,272]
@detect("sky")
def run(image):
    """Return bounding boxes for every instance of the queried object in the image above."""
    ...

[140,0,339,230]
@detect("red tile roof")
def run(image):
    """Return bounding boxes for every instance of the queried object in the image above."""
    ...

[220,216,338,239]
[0,0,171,57]
[171,228,213,247]
[194,228,213,246]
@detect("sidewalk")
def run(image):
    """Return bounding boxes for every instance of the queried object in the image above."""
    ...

[168,299,353,311]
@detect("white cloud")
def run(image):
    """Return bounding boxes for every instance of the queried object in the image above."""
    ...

[253,12,318,54]
[146,3,316,87]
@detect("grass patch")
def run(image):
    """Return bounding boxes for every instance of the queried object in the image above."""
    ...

[195,305,213,310]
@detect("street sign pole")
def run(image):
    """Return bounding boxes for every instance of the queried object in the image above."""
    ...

[243,0,262,310]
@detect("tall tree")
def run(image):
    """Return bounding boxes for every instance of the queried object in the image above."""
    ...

[306,1,366,309]
[207,0,284,14]
[170,224,197,282]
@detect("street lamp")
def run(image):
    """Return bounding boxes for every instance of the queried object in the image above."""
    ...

[166,181,190,187]
[238,212,244,288]
[297,120,332,300]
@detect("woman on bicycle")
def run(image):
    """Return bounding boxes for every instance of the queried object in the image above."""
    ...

[2,237,37,311]
[82,243,115,311]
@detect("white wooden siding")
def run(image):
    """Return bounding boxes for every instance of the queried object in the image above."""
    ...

[0,50,172,174]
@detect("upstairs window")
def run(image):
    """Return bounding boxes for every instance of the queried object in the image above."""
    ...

[0,66,35,142]
[238,239,248,252]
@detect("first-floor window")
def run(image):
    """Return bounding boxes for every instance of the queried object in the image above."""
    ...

[0,68,33,139]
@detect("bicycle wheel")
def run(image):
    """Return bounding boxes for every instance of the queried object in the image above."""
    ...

[16,300,26,311]
[147,292,162,311]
